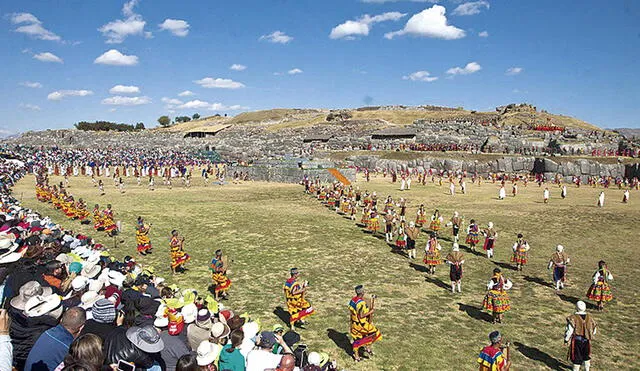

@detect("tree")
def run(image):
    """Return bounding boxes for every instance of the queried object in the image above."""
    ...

[192,113,200,120]
[135,122,145,130]
[158,116,171,127]
[175,116,191,123]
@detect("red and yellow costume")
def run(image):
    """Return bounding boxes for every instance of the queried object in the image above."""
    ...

[586,268,613,303]
[423,237,442,266]
[477,345,508,371]
[283,278,315,325]
[101,208,117,233]
[348,296,381,352]
[210,257,231,295]
[136,224,152,254]
[169,236,190,270]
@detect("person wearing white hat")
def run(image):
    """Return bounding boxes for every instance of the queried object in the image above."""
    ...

[181,303,198,324]
[196,340,222,368]
[565,301,597,371]
[548,245,570,292]
[482,222,497,259]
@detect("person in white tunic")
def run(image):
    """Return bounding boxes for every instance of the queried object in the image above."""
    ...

[498,186,506,200]
[597,192,605,207]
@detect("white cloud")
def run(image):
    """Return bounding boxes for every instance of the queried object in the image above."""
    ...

[330,12,406,39]
[478,30,489,37]
[94,49,139,66]
[159,19,190,37]
[20,81,43,88]
[259,31,293,44]
[230,64,247,71]
[98,0,147,44]
[505,67,523,76]
[109,85,140,94]
[178,100,248,111]
[452,1,490,16]
[20,103,41,111]
[101,96,151,106]
[178,90,195,97]
[47,90,94,101]
[109,108,117,112]
[402,70,438,82]
[446,61,482,75]
[288,68,303,75]
[9,12,61,41]
[33,52,63,63]
[194,77,245,89]
[385,5,465,40]
[161,97,183,105]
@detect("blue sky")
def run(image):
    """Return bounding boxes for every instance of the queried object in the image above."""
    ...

[1,0,639,134]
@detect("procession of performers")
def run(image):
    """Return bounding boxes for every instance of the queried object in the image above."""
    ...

[283,268,315,330]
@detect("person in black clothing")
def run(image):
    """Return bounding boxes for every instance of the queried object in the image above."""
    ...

[79,299,118,340]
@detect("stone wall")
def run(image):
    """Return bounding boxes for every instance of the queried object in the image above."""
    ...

[344,154,628,182]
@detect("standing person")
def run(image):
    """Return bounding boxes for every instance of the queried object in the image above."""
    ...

[461,178,467,194]
[136,217,152,256]
[366,208,380,235]
[548,245,570,292]
[98,179,105,195]
[383,210,395,244]
[482,268,512,324]
[586,260,614,311]
[477,331,511,371]
[429,209,443,235]
[622,189,629,203]
[597,191,605,207]
[405,221,419,260]
[283,268,315,330]
[395,221,407,251]
[447,211,463,243]
[423,233,442,275]
[561,184,568,199]
[543,187,550,203]
[349,285,381,362]
[169,230,190,274]
[512,182,518,197]
[449,181,456,196]
[564,301,597,371]
[466,219,480,252]
[445,243,465,293]
[498,185,506,200]
[415,204,427,227]
[510,234,530,271]
[482,222,498,259]
[210,249,232,300]
[219,329,246,371]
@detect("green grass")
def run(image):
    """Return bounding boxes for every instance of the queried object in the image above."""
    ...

[12,174,639,370]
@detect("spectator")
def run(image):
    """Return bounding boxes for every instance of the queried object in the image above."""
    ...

[0,309,12,371]
[218,329,245,371]
[54,333,104,371]
[196,340,220,371]
[246,332,292,371]
[159,319,191,371]
[79,299,118,340]
[125,324,165,370]
[25,306,87,371]
[8,281,59,370]
[187,309,212,350]
[175,353,199,371]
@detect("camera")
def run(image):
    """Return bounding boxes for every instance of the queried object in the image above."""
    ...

[117,360,135,371]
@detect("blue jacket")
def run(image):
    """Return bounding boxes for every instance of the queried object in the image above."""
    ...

[24,324,74,371]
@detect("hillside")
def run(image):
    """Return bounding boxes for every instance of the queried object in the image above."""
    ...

[155,104,601,133]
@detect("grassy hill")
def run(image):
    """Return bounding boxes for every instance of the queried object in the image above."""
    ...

[153,105,602,134]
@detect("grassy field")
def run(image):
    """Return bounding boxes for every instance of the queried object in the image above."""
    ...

[12,174,639,370]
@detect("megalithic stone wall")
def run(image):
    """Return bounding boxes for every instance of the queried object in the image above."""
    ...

[344,155,629,182]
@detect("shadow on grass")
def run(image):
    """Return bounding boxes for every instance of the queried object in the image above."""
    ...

[327,328,353,357]
[457,303,493,323]
[409,262,429,273]
[557,294,598,310]
[273,306,290,325]
[493,261,518,271]
[460,245,486,257]
[523,275,555,289]
[390,247,408,258]
[513,341,571,370]
[424,276,451,291]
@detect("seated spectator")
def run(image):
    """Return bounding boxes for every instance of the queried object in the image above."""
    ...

[187,309,212,350]
[79,298,118,340]
[246,332,292,371]
[175,353,199,371]
[218,329,245,371]
[25,306,86,371]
